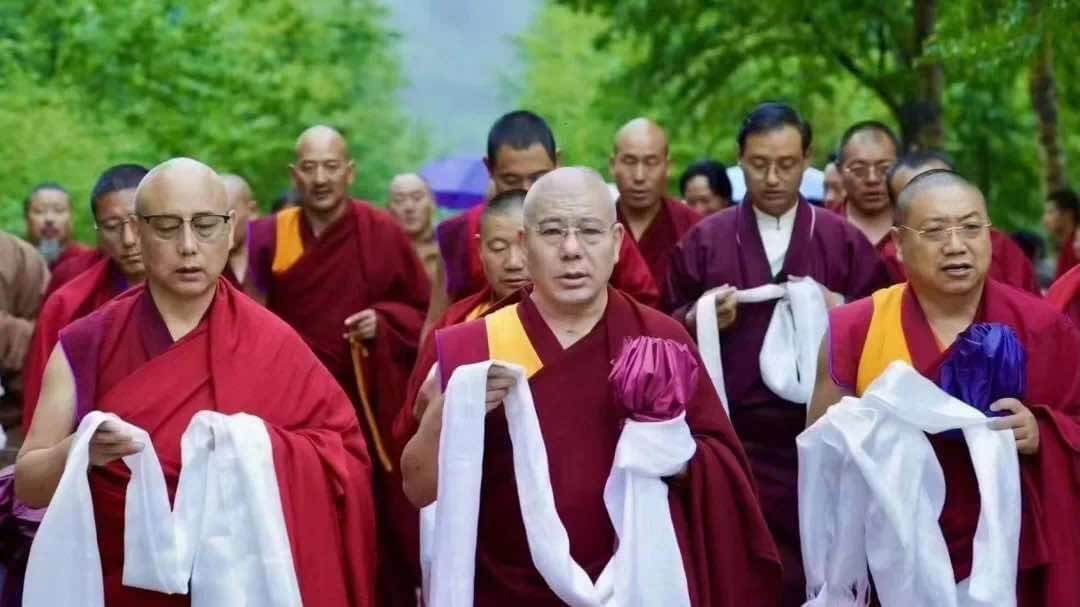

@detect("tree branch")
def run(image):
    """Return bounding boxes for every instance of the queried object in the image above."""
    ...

[805,15,901,114]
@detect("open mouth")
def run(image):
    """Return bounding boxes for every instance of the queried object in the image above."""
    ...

[940,262,973,277]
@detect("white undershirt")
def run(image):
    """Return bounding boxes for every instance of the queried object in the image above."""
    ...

[753,204,797,277]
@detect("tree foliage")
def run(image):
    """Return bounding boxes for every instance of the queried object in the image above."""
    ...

[0,0,425,241]
[519,0,1080,231]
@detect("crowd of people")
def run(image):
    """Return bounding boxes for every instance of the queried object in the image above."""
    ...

[1,101,1080,606]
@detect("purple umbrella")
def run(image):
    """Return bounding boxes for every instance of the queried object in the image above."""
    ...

[420,156,490,211]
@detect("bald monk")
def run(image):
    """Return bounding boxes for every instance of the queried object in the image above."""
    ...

[22,165,149,431]
[220,174,257,288]
[882,151,1040,293]
[23,183,94,272]
[836,121,899,250]
[401,167,781,606]
[666,103,889,606]
[247,125,428,606]
[612,118,702,303]
[388,173,440,281]
[426,110,659,333]
[15,158,376,606]
[810,169,1080,604]
[392,190,529,453]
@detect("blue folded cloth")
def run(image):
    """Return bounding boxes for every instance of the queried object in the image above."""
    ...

[938,323,1026,438]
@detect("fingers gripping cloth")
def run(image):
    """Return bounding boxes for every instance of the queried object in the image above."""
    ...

[23,410,302,607]
[422,361,696,607]
[695,279,828,412]
[797,362,1021,607]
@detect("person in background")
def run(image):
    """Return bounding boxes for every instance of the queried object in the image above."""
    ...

[679,159,733,215]
[1042,188,1079,280]
[23,183,94,273]
[388,173,440,282]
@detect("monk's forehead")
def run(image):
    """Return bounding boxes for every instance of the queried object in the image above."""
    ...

[139,168,227,214]
[296,128,349,161]
[529,189,613,223]
[390,174,427,194]
[481,210,523,236]
[615,121,667,155]
[843,130,897,158]
[906,183,986,223]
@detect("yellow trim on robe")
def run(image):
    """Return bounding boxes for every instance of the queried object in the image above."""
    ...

[464,300,493,323]
[271,207,305,275]
[855,284,914,396]
[484,304,544,379]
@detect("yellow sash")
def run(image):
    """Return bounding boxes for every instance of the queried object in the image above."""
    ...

[855,284,914,396]
[271,207,305,274]
[483,304,543,379]
[464,300,493,323]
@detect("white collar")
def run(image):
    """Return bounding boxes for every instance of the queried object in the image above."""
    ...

[752,203,798,231]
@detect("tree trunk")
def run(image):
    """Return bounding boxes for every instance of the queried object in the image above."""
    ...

[1029,17,1065,193]
[906,0,944,151]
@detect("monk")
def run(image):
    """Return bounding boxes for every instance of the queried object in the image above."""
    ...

[247,125,428,606]
[23,183,95,276]
[15,158,376,605]
[426,110,659,333]
[665,102,889,606]
[822,156,846,212]
[22,165,149,431]
[612,118,702,301]
[401,167,781,606]
[679,159,732,215]
[220,174,257,288]
[883,151,1040,293]
[836,121,899,250]
[0,232,49,413]
[1043,188,1079,280]
[392,190,529,454]
[388,173,440,281]
[810,169,1080,605]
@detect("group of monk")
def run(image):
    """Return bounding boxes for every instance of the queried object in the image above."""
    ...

[0,100,1079,606]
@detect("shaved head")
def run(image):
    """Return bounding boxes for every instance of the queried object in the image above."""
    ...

[388,172,434,237]
[137,157,227,215]
[291,124,355,216]
[895,169,985,225]
[483,189,526,223]
[221,174,253,204]
[389,172,429,194]
[295,125,348,158]
[614,117,669,155]
[524,167,615,226]
[221,174,256,248]
[611,118,670,213]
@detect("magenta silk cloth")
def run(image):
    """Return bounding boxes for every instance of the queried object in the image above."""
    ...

[610,337,700,422]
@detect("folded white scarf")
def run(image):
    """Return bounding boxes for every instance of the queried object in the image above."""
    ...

[423,361,695,607]
[695,278,827,412]
[24,410,302,607]
[797,362,1020,607]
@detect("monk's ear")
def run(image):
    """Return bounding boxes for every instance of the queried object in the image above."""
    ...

[288,163,301,190]
[611,222,625,263]
[227,210,237,250]
[891,227,904,264]
[346,160,356,187]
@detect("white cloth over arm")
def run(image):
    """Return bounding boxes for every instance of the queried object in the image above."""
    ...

[24,410,302,607]
[695,279,828,412]
[423,361,695,607]
[797,362,1020,607]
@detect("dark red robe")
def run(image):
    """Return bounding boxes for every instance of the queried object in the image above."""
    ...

[22,258,131,430]
[431,289,781,606]
[1055,231,1079,280]
[436,205,661,307]
[248,200,428,606]
[44,247,104,297]
[829,279,1080,605]
[47,242,93,271]
[1047,264,1080,327]
[617,197,702,305]
[665,199,889,606]
[879,229,1040,294]
[58,281,376,606]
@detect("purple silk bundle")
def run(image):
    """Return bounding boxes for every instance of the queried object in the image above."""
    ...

[938,323,1026,436]
[609,337,700,422]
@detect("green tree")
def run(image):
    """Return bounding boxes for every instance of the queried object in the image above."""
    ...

[0,0,425,241]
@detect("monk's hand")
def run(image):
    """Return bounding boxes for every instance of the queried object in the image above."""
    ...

[989,398,1040,455]
[344,309,378,341]
[712,285,738,331]
[87,421,144,467]
[485,365,517,412]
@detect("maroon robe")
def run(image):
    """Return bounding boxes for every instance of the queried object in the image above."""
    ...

[248,200,428,606]
[431,289,781,606]
[22,258,130,430]
[437,205,662,307]
[829,279,1080,605]
[58,281,376,606]
[665,199,889,606]
[44,248,104,298]
[1048,264,1080,326]
[617,197,701,305]
[1055,231,1079,280]
[879,230,1040,294]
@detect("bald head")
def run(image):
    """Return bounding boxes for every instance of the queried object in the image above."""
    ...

[222,174,253,203]
[524,167,615,226]
[389,173,429,196]
[611,118,670,212]
[292,125,355,214]
[388,172,434,237]
[295,125,348,158]
[895,169,985,225]
[137,158,227,215]
[221,174,256,248]
[614,118,668,155]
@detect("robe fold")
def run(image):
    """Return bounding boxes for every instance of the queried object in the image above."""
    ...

[665,199,889,606]
[829,279,1080,605]
[22,258,130,431]
[436,205,661,307]
[1056,231,1079,280]
[57,280,376,606]
[428,288,781,606]
[48,242,94,272]
[248,201,429,605]
[617,197,701,306]
[43,249,103,298]
[879,229,1040,294]
[1047,264,1080,327]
